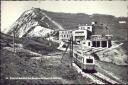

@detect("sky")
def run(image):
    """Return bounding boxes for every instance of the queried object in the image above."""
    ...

[1,1,128,33]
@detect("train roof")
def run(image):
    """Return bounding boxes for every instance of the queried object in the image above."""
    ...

[73,47,92,55]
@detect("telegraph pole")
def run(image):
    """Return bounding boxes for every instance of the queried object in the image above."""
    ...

[13,30,16,56]
[13,25,18,56]
[70,36,73,67]
[127,28,128,41]
[126,6,128,41]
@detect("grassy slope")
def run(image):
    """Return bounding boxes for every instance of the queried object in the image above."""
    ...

[21,37,59,55]
[0,47,92,84]
[0,32,59,55]
[44,10,91,30]
[0,32,93,84]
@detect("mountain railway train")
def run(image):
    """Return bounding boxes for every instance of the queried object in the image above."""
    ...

[73,49,96,73]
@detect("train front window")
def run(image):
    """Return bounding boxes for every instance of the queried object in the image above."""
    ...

[86,59,93,63]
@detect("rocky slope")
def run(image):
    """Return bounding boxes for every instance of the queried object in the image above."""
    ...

[8,8,63,38]
[96,41,128,65]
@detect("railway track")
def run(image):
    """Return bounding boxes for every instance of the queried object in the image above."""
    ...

[96,61,127,84]
[72,63,121,84]
[88,73,116,84]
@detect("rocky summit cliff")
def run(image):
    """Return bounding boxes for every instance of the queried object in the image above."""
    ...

[8,8,64,38]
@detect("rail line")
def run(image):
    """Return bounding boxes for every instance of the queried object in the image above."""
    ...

[72,63,121,84]
[89,73,116,84]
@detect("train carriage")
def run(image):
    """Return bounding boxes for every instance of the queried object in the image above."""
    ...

[73,49,96,73]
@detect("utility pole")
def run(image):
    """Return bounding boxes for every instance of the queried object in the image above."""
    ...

[70,36,73,67]
[13,25,18,56]
[127,5,128,41]
[127,28,128,41]
[69,37,72,67]
[13,30,16,56]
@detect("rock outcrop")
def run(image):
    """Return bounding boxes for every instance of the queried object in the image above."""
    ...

[7,8,63,38]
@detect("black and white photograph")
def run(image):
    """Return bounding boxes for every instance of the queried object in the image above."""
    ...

[1,0,128,84]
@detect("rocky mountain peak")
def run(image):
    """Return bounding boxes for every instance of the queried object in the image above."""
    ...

[7,8,63,38]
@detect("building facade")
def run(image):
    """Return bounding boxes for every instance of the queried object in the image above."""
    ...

[59,30,72,42]
[78,25,93,32]
[72,30,88,44]
[73,25,93,44]
[91,35,112,48]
